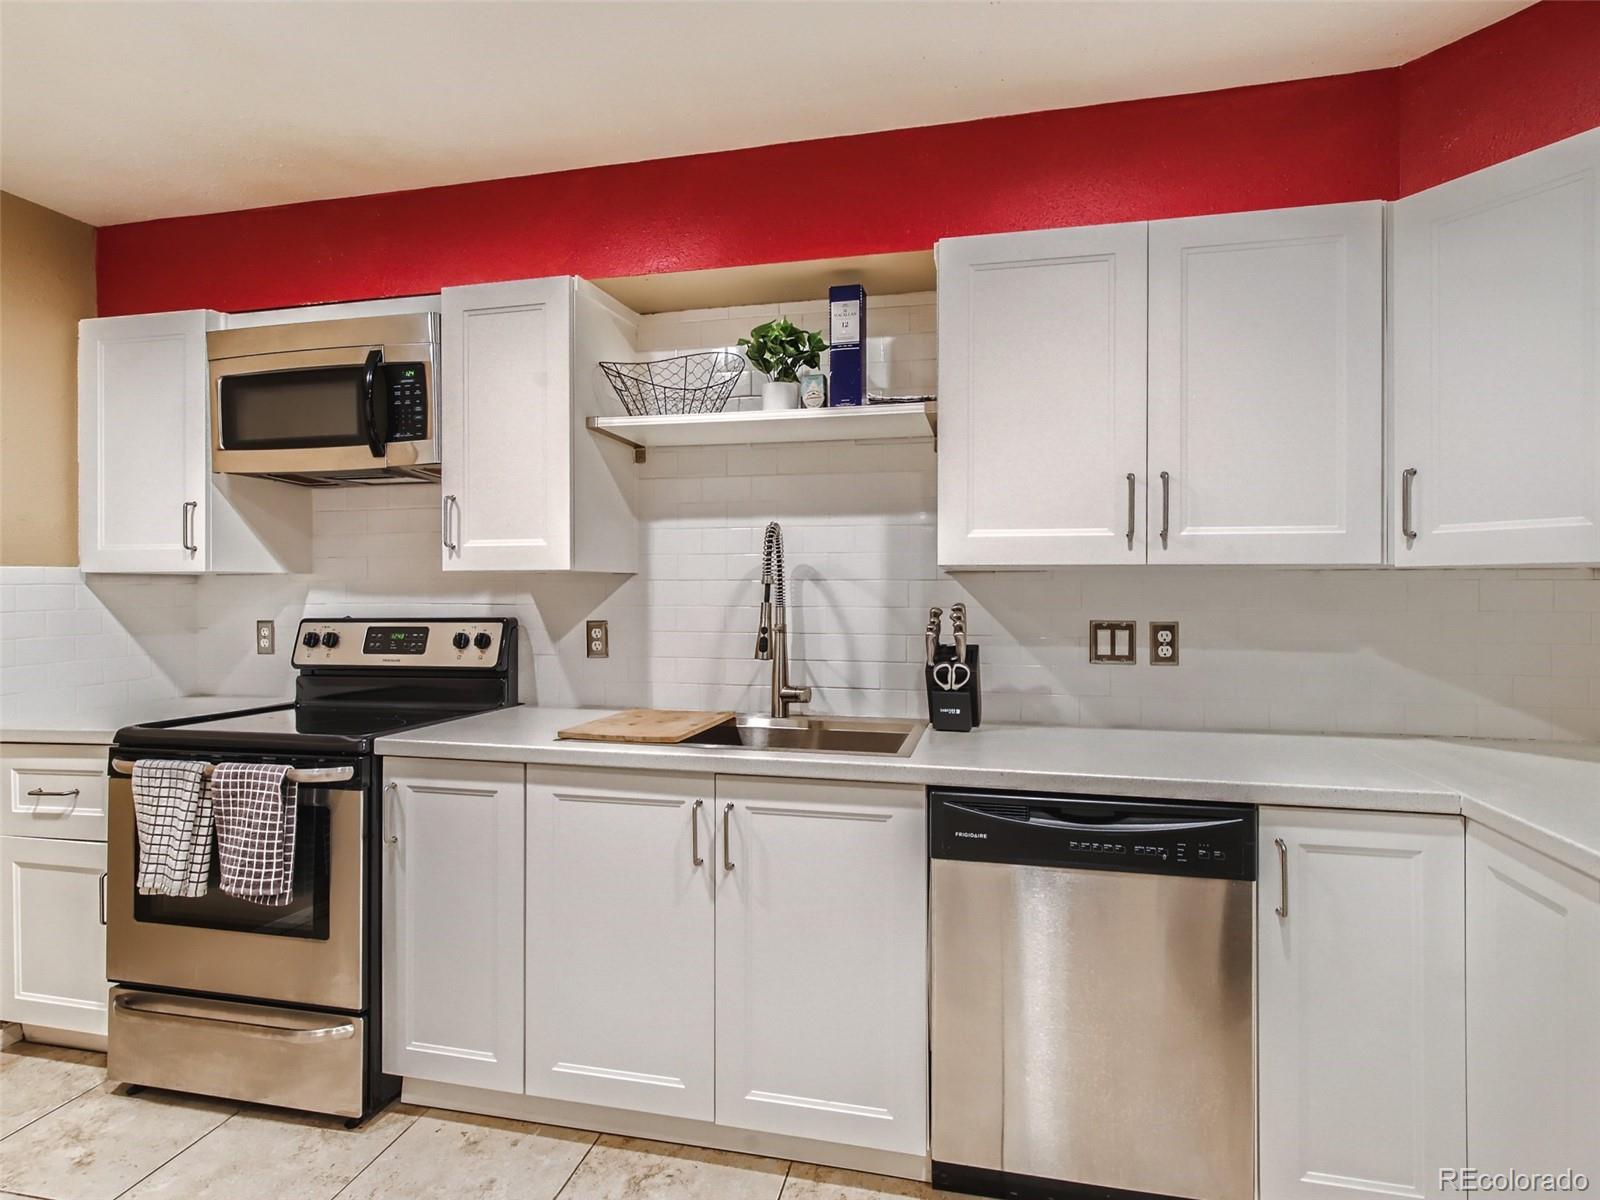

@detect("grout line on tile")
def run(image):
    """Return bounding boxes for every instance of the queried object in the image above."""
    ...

[547,1124,602,1200]
[327,1104,431,1200]
[0,1072,104,1146]
[108,1091,243,1200]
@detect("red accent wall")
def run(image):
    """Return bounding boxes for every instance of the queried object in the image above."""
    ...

[94,0,1599,317]
[1398,0,1600,195]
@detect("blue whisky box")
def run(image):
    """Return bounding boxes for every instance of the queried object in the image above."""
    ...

[828,284,866,406]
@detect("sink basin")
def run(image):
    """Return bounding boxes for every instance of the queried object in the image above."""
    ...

[684,715,926,757]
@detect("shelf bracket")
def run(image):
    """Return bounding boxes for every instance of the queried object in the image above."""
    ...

[586,416,647,463]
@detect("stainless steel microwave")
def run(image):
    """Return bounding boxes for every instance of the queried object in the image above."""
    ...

[208,313,440,485]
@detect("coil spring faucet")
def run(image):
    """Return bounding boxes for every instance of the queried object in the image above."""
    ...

[754,521,812,718]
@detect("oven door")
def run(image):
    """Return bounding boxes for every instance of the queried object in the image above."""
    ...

[210,342,439,477]
[106,765,365,1011]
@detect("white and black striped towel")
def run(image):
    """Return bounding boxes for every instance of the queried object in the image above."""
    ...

[212,763,298,907]
[131,759,213,897]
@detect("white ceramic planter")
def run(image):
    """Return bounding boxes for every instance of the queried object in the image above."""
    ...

[762,380,800,411]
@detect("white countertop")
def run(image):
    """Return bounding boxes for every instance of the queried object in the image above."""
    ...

[376,707,1600,878]
[1,695,290,746]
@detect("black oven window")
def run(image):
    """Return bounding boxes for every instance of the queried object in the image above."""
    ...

[219,367,370,450]
[133,802,331,940]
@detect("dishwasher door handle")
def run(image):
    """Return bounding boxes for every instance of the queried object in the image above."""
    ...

[946,802,1239,836]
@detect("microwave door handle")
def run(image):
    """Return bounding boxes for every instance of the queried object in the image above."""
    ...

[362,349,386,458]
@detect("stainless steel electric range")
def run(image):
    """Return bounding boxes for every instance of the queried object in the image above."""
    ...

[105,617,518,1125]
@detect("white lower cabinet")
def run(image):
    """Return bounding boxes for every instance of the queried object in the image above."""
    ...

[0,835,108,1035]
[715,776,927,1156]
[524,767,715,1120]
[1466,825,1600,1180]
[381,759,525,1092]
[1258,808,1466,1199]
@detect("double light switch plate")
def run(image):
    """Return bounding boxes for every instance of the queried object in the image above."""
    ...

[1089,620,1137,664]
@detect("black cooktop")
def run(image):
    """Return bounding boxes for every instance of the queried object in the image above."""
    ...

[113,703,482,756]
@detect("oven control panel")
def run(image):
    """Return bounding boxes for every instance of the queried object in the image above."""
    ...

[292,619,511,669]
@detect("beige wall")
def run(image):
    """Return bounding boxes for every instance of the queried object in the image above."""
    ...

[1,191,95,566]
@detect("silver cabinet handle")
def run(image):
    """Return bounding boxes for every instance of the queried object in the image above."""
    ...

[691,799,704,867]
[1159,470,1171,549]
[181,500,198,554]
[722,802,735,872]
[442,493,458,554]
[1125,473,1136,550]
[26,787,80,798]
[1401,468,1418,544]
[1274,837,1289,919]
[383,781,399,845]
[98,872,108,926]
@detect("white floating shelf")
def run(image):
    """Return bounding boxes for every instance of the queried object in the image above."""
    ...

[587,402,936,462]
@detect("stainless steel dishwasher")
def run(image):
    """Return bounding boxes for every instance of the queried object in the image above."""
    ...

[930,788,1256,1200]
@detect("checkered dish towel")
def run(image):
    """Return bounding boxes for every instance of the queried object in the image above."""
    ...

[132,759,213,897]
[212,763,298,907]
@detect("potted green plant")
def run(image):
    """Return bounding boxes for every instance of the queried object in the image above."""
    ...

[738,319,827,411]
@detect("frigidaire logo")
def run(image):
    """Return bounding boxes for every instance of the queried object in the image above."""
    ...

[954,831,987,840]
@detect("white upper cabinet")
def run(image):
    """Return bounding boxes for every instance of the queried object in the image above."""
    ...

[1148,202,1384,564]
[937,224,1149,567]
[1258,807,1466,1199]
[440,276,639,572]
[715,775,927,1156]
[524,767,715,1121]
[1466,825,1599,1181]
[78,310,309,574]
[1391,129,1600,566]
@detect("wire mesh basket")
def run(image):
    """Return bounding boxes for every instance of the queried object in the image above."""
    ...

[598,351,745,416]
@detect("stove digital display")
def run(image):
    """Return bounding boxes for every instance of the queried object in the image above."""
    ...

[363,626,429,655]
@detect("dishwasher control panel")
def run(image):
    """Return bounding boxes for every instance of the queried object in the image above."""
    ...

[930,788,1256,881]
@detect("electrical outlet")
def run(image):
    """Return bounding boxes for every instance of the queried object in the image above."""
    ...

[586,619,609,659]
[1150,621,1180,665]
[255,620,276,655]
[1088,620,1137,664]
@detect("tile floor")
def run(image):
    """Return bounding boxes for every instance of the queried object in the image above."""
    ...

[0,1043,948,1200]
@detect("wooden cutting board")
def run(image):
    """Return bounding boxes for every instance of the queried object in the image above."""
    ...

[557,709,737,745]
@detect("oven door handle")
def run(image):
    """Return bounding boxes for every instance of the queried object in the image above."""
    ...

[362,348,386,458]
[110,760,354,785]
[112,993,355,1042]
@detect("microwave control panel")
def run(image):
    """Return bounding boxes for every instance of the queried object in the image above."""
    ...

[386,363,428,441]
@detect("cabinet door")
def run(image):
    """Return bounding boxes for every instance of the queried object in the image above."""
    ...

[78,311,217,573]
[1259,808,1466,1199]
[937,225,1148,566]
[525,767,714,1119]
[382,759,524,1091]
[1466,825,1599,1179]
[715,776,926,1155]
[1148,203,1384,564]
[441,277,573,571]
[0,836,107,1035]
[1392,129,1600,565]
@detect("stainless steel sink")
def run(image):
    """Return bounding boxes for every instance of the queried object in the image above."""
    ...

[685,715,926,757]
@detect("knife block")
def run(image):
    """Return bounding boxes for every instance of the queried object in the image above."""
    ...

[925,644,981,732]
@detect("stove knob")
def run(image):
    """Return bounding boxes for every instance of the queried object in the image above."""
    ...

[474,632,493,651]
[453,632,471,650]
[302,632,321,648]
[321,631,340,649]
